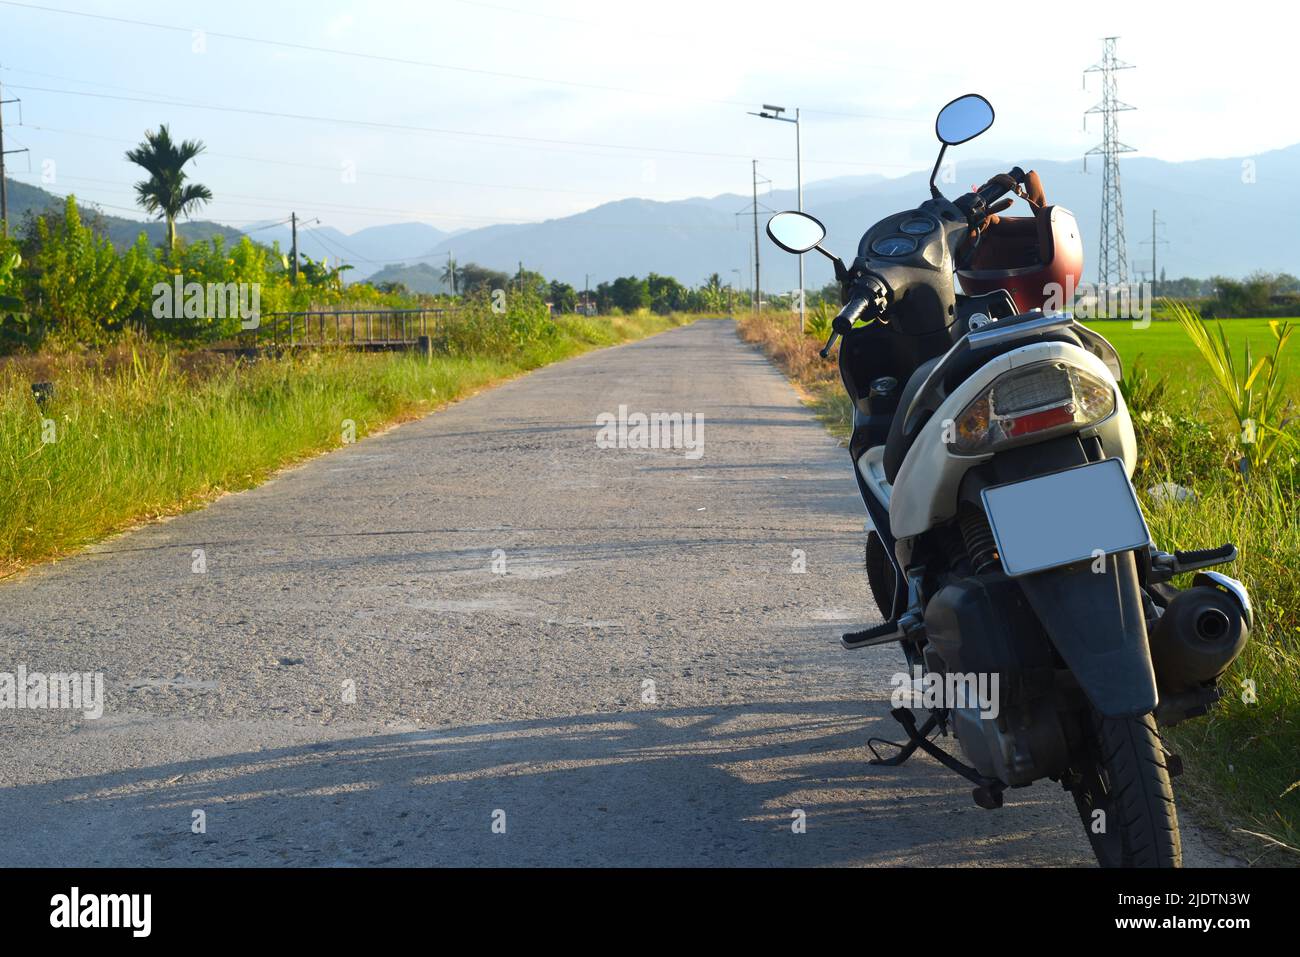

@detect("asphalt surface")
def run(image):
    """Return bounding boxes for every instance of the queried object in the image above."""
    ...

[0,318,1235,867]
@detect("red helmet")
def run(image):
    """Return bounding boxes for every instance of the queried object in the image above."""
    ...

[957,175,1084,313]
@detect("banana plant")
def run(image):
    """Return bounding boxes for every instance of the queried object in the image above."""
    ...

[1168,298,1296,476]
[0,249,23,314]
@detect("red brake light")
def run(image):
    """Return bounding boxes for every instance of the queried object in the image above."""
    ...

[1005,403,1076,437]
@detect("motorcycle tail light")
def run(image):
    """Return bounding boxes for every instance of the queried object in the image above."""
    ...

[948,361,1114,454]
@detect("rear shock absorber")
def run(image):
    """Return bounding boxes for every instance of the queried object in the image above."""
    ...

[959,506,1001,574]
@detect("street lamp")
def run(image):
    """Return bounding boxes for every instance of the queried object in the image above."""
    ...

[749,103,803,332]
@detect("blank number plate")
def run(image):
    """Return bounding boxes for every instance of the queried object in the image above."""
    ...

[980,458,1150,576]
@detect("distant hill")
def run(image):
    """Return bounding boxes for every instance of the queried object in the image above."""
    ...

[375,144,1300,292]
[241,220,452,279]
[11,141,1300,292]
[365,261,447,294]
[2,177,246,250]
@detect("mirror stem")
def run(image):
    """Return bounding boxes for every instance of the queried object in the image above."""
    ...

[811,244,839,265]
[929,144,948,199]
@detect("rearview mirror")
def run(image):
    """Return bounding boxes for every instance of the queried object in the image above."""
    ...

[935,94,994,146]
[766,211,826,254]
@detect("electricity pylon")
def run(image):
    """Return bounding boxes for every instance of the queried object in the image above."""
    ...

[1084,37,1136,288]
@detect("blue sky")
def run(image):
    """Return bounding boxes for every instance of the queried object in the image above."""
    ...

[0,0,1292,235]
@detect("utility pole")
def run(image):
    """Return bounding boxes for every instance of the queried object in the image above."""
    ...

[749,243,755,313]
[735,162,771,315]
[447,250,456,296]
[752,161,761,314]
[1139,209,1168,296]
[1,74,30,239]
[584,273,590,315]
[749,104,804,330]
[1084,37,1136,289]
[290,212,298,283]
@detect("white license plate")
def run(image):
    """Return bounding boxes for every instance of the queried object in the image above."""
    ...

[980,458,1150,576]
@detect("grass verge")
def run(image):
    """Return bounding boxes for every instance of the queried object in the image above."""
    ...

[1,311,697,577]
[738,311,1299,864]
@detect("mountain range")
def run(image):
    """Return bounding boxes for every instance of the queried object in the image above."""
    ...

[1,176,247,249]
[371,145,1300,295]
[242,220,455,274]
[6,142,1297,292]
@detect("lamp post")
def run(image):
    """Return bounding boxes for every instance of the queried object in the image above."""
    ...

[749,104,803,331]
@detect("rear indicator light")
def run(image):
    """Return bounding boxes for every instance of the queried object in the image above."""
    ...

[948,361,1114,454]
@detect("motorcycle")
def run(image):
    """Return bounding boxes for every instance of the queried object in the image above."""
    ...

[765,94,1252,868]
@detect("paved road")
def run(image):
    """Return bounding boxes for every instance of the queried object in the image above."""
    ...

[0,319,1233,866]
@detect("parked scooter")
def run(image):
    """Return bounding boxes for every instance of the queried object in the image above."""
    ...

[765,94,1252,867]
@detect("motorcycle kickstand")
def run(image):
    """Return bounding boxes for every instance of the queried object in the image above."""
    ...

[868,708,942,767]
[868,707,1008,810]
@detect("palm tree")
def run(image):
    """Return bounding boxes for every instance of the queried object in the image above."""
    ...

[441,255,458,296]
[125,124,213,256]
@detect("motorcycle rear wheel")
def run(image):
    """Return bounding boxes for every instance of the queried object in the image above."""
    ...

[1069,711,1182,868]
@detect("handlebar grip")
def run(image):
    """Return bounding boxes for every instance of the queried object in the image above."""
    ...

[834,296,870,333]
[819,292,880,358]
[976,168,1024,206]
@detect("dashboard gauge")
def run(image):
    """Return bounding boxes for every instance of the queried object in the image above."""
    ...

[899,217,935,236]
[871,235,918,257]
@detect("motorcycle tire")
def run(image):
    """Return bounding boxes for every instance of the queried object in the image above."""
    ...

[1069,710,1182,868]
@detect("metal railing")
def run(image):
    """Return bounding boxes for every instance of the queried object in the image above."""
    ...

[250,308,453,349]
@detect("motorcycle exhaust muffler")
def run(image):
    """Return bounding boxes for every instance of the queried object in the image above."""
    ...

[1148,584,1249,693]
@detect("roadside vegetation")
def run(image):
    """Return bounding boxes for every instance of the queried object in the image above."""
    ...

[739,307,1299,864]
[0,303,697,577]
[0,128,727,575]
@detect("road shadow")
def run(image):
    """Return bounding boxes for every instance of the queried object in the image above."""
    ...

[0,700,1092,867]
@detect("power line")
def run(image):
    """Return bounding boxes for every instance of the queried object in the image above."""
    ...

[1,69,31,236]
[15,120,790,196]
[1138,209,1169,294]
[6,171,594,224]
[243,216,294,233]
[8,171,748,236]
[0,0,921,125]
[299,221,368,265]
[5,73,921,175]
[7,82,905,170]
[446,0,964,97]
[736,162,773,314]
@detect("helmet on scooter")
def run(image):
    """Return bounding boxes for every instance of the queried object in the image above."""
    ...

[956,171,1084,314]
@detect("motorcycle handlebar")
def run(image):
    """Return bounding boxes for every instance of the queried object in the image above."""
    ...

[818,292,879,358]
[972,166,1026,210]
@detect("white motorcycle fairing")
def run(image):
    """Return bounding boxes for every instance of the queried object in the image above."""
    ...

[855,339,1136,541]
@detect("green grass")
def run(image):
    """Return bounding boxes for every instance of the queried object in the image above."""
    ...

[1082,318,1300,400]
[1143,474,1300,862]
[0,311,696,576]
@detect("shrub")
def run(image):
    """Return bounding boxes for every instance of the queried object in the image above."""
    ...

[18,197,163,346]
